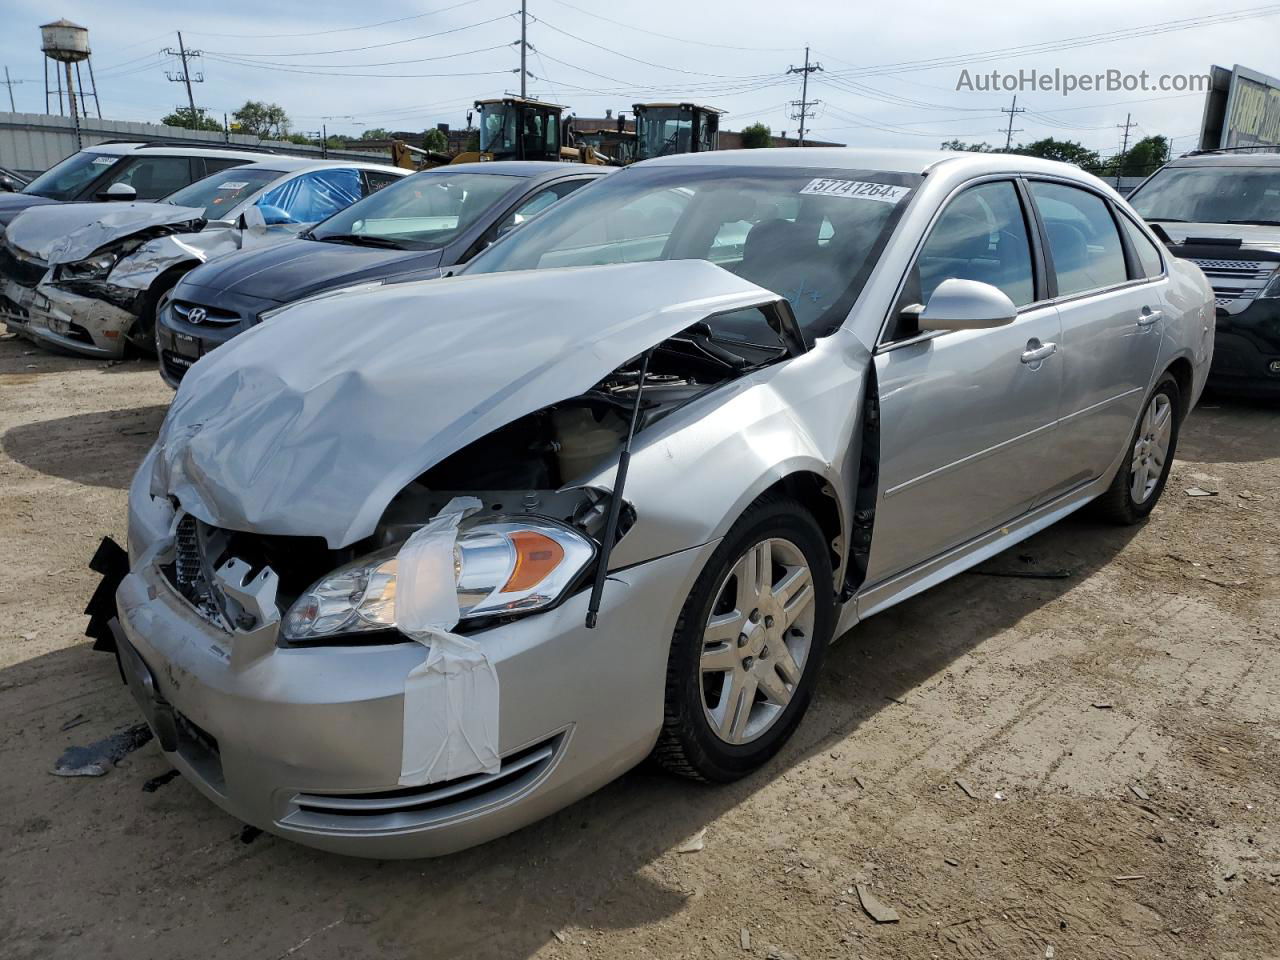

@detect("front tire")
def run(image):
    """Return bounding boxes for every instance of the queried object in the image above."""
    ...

[653,494,834,782]
[1093,372,1181,525]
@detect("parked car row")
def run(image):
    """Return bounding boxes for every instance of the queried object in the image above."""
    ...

[64,144,1218,860]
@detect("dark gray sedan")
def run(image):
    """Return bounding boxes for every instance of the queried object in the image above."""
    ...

[156,161,611,386]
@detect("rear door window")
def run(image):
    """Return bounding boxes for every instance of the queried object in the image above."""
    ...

[1028,181,1128,296]
[1118,214,1164,279]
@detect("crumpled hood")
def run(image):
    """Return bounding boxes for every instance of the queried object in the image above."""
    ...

[151,259,778,548]
[5,200,205,263]
[176,238,442,303]
[1154,220,1280,251]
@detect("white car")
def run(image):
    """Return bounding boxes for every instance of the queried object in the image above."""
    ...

[0,158,405,358]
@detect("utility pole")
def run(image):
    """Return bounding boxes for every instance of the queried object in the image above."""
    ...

[520,0,528,99]
[2,66,24,112]
[1001,94,1025,151]
[64,60,81,149]
[163,31,203,116]
[1115,112,1136,187]
[787,46,823,147]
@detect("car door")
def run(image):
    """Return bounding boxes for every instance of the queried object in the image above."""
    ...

[866,178,1063,585]
[1025,180,1164,496]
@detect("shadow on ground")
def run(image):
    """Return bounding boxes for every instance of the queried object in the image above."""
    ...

[1,510,1139,960]
[2,405,167,489]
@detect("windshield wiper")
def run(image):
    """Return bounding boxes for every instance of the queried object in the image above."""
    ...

[1223,219,1280,226]
[310,233,406,250]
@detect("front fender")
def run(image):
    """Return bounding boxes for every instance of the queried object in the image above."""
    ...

[602,331,870,577]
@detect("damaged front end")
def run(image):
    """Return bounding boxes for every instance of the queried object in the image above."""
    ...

[99,260,811,854]
[1,203,207,357]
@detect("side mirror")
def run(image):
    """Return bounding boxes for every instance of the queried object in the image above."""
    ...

[99,182,137,202]
[0,176,17,193]
[918,278,1017,331]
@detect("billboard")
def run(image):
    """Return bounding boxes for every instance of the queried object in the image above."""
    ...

[1199,64,1280,151]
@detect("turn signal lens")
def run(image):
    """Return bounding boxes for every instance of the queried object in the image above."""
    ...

[502,531,566,592]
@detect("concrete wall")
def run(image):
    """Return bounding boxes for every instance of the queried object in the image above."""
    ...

[0,112,391,176]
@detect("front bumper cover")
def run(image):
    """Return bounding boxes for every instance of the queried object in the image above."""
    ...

[109,521,716,858]
[1,277,137,358]
[1210,298,1280,396]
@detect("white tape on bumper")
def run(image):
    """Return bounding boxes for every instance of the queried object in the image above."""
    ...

[394,497,501,786]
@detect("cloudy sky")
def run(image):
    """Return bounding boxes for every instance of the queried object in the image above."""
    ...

[3,0,1276,157]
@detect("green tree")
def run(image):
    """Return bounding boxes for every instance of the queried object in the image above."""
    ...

[939,139,995,152]
[422,128,449,153]
[1012,137,1102,170]
[232,101,290,139]
[359,127,393,140]
[740,122,773,149]
[161,106,222,132]
[1107,135,1169,178]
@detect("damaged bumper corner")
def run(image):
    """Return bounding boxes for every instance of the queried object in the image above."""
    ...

[1,277,136,358]
[112,534,718,859]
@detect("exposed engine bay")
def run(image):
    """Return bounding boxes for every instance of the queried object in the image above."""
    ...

[159,319,794,639]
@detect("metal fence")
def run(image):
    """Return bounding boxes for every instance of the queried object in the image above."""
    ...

[0,111,391,176]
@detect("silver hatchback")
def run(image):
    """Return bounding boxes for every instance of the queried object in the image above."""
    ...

[108,148,1213,857]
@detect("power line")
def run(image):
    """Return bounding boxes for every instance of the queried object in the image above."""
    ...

[203,14,515,58]
[188,0,488,40]
[544,0,795,52]
[819,4,1280,80]
[201,53,516,80]
[530,16,774,80]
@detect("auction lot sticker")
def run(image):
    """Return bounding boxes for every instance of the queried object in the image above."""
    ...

[800,178,910,203]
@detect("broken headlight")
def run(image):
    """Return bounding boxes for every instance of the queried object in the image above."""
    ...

[281,517,596,641]
[57,252,118,282]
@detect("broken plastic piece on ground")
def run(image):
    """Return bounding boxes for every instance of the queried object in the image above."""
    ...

[51,723,153,777]
[1184,486,1218,497]
[676,828,706,853]
[856,883,900,923]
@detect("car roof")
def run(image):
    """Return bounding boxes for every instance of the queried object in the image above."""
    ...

[1163,151,1280,168]
[231,157,406,175]
[639,146,1105,184]
[432,160,606,177]
[82,141,268,161]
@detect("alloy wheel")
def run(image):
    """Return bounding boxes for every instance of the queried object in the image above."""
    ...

[699,537,817,745]
[1130,392,1173,504]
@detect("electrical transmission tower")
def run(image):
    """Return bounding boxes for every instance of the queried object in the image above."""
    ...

[162,31,203,115]
[787,46,823,147]
[1001,95,1025,150]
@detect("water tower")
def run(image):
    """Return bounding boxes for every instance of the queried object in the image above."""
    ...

[41,19,102,146]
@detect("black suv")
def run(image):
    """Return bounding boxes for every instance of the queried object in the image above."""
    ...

[1128,150,1280,397]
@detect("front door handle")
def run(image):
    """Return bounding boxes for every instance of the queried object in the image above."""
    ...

[1137,307,1163,327]
[1021,339,1058,364]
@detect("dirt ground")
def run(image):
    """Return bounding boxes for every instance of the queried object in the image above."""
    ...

[1,332,1276,960]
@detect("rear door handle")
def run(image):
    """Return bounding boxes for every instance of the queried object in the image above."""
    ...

[1021,340,1057,364]
[1137,307,1163,327]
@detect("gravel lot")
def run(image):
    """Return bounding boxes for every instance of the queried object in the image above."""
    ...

[1,333,1277,960]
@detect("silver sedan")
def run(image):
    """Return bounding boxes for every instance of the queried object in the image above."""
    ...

[104,148,1214,857]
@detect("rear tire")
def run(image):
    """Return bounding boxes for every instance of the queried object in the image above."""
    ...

[127,271,186,357]
[1092,372,1181,525]
[653,494,834,782]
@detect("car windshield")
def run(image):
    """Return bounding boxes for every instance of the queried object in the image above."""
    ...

[308,171,522,250]
[22,151,121,201]
[163,168,283,218]
[465,164,920,337]
[1128,165,1280,224]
